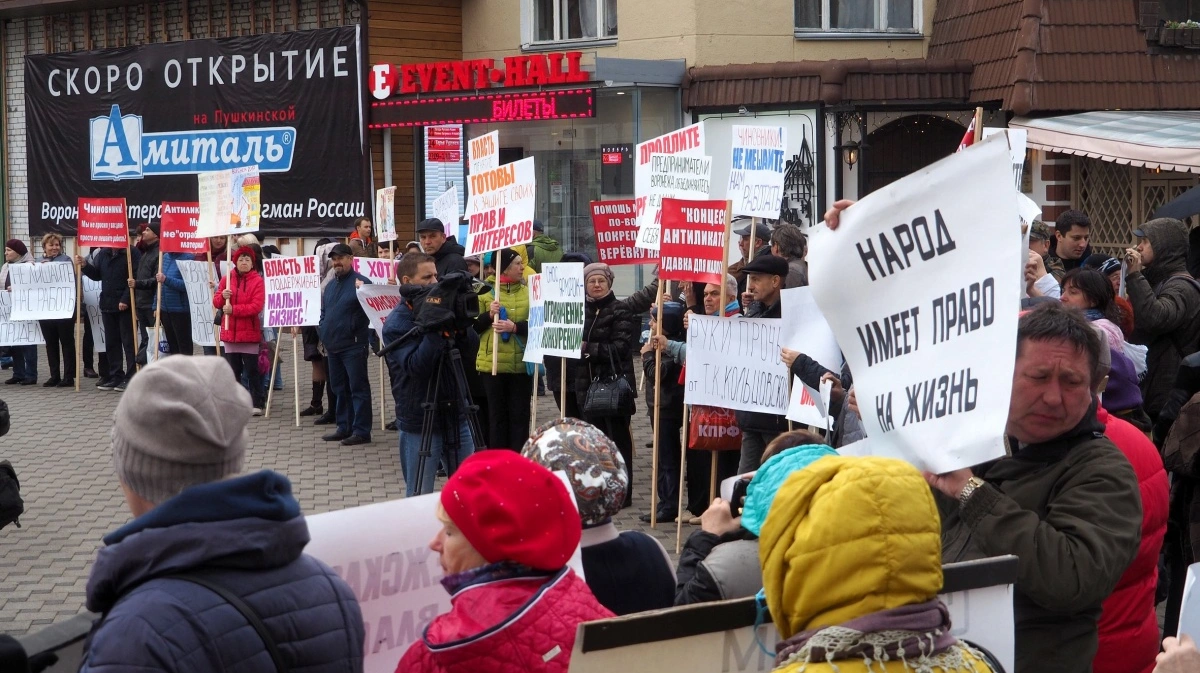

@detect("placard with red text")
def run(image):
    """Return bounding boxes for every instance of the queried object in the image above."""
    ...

[159,202,206,254]
[77,198,128,248]
[659,198,728,285]
[591,200,656,266]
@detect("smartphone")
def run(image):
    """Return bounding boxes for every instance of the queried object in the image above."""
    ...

[730,477,752,517]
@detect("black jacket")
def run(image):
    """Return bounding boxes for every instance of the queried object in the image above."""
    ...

[433,236,467,279]
[383,300,479,434]
[674,528,760,606]
[81,247,142,313]
[131,240,160,308]
[574,292,638,413]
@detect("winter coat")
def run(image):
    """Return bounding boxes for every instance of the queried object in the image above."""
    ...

[1162,392,1200,562]
[0,249,33,290]
[574,292,637,411]
[433,236,468,279]
[938,401,1143,673]
[158,253,193,314]
[579,522,675,616]
[1094,407,1168,673]
[674,529,762,606]
[78,471,364,673]
[131,240,160,308]
[212,269,265,345]
[474,277,530,375]
[525,234,563,273]
[396,567,612,673]
[318,270,373,353]
[80,247,142,313]
[1128,218,1200,418]
[348,231,378,258]
[384,299,479,434]
[784,257,808,289]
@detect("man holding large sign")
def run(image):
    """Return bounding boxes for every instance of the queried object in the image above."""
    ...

[77,197,141,391]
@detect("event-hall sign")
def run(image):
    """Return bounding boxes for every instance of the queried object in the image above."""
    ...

[26,25,369,238]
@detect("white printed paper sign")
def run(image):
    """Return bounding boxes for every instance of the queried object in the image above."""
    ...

[684,315,789,415]
[728,125,787,219]
[0,292,45,346]
[196,170,233,238]
[635,153,713,251]
[523,273,545,365]
[807,133,1021,473]
[376,187,397,243]
[431,186,459,232]
[177,260,217,347]
[635,123,706,240]
[464,156,537,257]
[9,262,76,321]
[540,262,584,359]
[263,256,321,328]
[82,277,105,350]
[356,284,402,340]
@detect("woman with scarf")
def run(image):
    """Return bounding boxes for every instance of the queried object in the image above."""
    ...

[474,247,531,450]
[2,240,36,384]
[755,453,999,673]
[212,246,266,414]
[397,450,612,673]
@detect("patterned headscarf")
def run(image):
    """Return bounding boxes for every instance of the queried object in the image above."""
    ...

[521,418,627,526]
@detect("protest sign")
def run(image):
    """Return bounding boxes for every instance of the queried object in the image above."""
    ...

[196,170,233,237]
[77,198,128,248]
[540,262,584,358]
[431,186,459,232]
[0,292,45,346]
[634,123,706,240]
[591,200,656,265]
[1180,563,1200,641]
[376,187,397,243]
[779,287,844,429]
[467,130,499,176]
[263,256,321,328]
[983,128,1028,190]
[728,125,787,219]
[356,284,402,340]
[524,273,545,364]
[304,482,585,673]
[159,202,206,255]
[81,277,106,351]
[177,260,217,347]
[659,198,730,285]
[635,153,713,251]
[807,133,1020,473]
[352,257,396,285]
[8,262,75,321]
[568,556,1017,673]
[229,165,262,234]
[684,315,789,415]
[464,156,536,257]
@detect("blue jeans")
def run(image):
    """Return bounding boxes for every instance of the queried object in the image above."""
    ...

[11,345,36,381]
[399,421,475,497]
[327,346,372,438]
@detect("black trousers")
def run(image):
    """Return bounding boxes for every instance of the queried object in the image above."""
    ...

[225,352,265,408]
[161,311,194,356]
[653,414,684,516]
[38,318,76,380]
[481,373,533,451]
[101,310,136,379]
[585,413,635,506]
[136,308,154,364]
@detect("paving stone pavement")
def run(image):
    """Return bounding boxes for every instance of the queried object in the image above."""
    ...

[0,341,693,637]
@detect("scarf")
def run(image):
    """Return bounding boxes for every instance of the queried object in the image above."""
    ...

[775,599,972,672]
[1083,308,1106,322]
[440,560,553,596]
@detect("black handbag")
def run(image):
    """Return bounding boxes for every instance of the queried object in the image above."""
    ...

[583,347,635,417]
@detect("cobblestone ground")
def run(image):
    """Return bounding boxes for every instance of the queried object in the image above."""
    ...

[0,340,690,636]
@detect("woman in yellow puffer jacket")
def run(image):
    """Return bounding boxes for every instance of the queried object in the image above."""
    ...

[757,455,999,673]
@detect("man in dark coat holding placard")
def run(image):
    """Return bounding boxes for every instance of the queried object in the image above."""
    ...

[78,242,142,392]
[734,254,789,472]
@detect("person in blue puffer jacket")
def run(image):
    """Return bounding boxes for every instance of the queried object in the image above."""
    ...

[155,250,195,355]
[78,356,364,673]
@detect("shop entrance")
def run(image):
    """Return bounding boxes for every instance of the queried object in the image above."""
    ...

[864,115,965,194]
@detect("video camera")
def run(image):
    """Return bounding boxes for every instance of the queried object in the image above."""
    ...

[400,271,487,335]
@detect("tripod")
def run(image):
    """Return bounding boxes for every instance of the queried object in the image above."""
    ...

[411,340,486,495]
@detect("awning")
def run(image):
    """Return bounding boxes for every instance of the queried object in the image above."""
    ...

[1010,111,1200,174]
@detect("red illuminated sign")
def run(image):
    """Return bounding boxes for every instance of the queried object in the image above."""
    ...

[369,89,596,129]
[602,152,623,165]
[370,52,591,100]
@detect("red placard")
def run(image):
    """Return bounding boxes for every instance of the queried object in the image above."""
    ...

[659,198,730,285]
[159,202,207,254]
[77,197,128,248]
[602,152,622,165]
[590,200,656,266]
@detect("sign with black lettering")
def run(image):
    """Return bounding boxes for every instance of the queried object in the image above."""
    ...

[684,315,790,416]
[808,134,1021,473]
[8,262,76,321]
[25,26,369,238]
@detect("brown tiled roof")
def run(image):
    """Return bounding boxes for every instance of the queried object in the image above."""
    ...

[683,58,974,109]
[928,0,1200,114]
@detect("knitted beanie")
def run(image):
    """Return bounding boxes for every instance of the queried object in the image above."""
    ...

[111,356,251,504]
[4,240,27,257]
[583,262,614,285]
[498,247,521,275]
[521,418,627,526]
[441,450,581,571]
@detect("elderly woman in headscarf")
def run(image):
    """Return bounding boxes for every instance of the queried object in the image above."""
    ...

[2,240,36,384]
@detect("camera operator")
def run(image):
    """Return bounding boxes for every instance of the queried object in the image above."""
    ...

[384,253,480,497]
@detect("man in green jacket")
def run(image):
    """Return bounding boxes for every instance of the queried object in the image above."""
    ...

[525,220,563,273]
[928,302,1142,673]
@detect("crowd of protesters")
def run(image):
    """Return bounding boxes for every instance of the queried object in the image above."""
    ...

[5,200,1200,673]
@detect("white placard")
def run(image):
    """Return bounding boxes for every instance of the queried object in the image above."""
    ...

[807,133,1020,473]
[779,287,843,427]
[728,125,787,219]
[376,187,398,243]
[263,256,321,328]
[196,170,233,238]
[0,292,45,345]
[540,263,584,359]
[228,165,262,234]
[464,157,537,257]
[431,186,459,232]
[467,130,499,176]
[983,128,1028,190]
[634,153,713,251]
[356,284,402,340]
[352,257,395,285]
[684,314,789,415]
[1180,563,1200,641]
[523,273,545,364]
[82,277,105,351]
[8,262,76,320]
[634,123,707,247]
[177,260,217,347]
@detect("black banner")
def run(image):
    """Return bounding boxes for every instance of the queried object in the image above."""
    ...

[25,26,369,238]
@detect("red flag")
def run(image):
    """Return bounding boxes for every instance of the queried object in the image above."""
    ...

[956,118,976,153]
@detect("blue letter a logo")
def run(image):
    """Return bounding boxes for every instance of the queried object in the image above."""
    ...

[90,104,143,180]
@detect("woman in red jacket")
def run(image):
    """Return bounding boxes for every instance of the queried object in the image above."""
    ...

[1094,403,1169,673]
[213,246,266,415]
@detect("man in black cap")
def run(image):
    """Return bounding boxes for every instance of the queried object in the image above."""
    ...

[416,218,468,278]
[728,218,772,306]
[129,221,161,361]
[318,243,374,446]
[735,253,790,472]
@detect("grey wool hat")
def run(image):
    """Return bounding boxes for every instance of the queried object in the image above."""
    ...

[111,356,251,504]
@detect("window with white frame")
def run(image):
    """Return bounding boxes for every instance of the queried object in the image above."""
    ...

[532,0,617,42]
[795,0,918,33]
